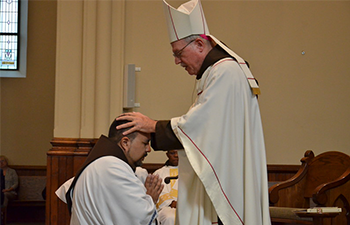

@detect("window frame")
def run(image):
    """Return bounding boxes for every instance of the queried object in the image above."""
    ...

[1,0,28,78]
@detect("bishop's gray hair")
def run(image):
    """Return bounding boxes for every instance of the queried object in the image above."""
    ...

[183,34,211,46]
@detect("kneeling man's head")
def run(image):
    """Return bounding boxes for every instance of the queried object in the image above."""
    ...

[109,119,151,167]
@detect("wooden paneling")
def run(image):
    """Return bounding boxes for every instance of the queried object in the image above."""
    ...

[268,164,300,182]
[10,165,46,176]
[46,138,96,225]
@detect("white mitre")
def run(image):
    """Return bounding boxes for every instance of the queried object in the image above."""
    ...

[163,0,260,95]
[163,0,209,43]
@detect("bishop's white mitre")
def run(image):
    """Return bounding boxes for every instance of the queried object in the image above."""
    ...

[162,0,261,95]
[163,0,209,43]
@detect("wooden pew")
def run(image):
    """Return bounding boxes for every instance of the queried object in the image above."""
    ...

[5,165,46,224]
[269,150,350,225]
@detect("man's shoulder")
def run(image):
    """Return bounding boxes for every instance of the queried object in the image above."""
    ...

[153,165,177,174]
[153,165,168,175]
[87,156,133,175]
[7,167,16,172]
[7,167,17,175]
[208,58,246,82]
[212,57,240,70]
[78,156,138,187]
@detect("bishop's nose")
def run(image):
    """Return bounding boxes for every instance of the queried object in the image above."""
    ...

[174,56,181,65]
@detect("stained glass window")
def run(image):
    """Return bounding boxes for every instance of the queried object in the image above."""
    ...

[0,0,19,70]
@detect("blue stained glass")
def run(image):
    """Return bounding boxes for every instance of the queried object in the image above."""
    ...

[0,0,19,70]
[0,35,18,69]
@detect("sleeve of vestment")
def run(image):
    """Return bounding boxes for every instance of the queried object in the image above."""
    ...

[151,120,183,150]
[55,177,74,203]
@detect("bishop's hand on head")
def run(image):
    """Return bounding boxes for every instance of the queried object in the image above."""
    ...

[116,112,157,135]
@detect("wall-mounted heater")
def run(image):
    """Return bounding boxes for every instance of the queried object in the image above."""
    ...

[123,64,140,109]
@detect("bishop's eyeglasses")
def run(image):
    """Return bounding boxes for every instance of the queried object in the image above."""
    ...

[172,39,195,58]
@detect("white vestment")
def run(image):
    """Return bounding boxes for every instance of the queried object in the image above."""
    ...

[136,167,149,184]
[153,165,178,225]
[56,168,148,203]
[171,59,271,225]
[70,156,157,225]
[55,177,74,203]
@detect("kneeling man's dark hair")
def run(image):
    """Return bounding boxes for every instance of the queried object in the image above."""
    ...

[108,119,137,143]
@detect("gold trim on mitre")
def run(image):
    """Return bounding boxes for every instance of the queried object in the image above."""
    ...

[162,0,260,95]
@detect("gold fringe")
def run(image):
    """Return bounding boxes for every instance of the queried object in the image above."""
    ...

[252,88,261,95]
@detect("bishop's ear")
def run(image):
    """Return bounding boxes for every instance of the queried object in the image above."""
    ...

[194,38,206,52]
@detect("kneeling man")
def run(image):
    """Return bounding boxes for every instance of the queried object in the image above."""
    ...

[66,118,163,225]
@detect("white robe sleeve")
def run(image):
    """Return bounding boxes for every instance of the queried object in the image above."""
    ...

[135,167,149,184]
[55,177,74,203]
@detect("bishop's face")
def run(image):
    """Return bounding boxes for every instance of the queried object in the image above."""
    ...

[171,38,204,76]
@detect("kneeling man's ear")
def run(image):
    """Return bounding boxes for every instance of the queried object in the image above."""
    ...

[120,137,131,152]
